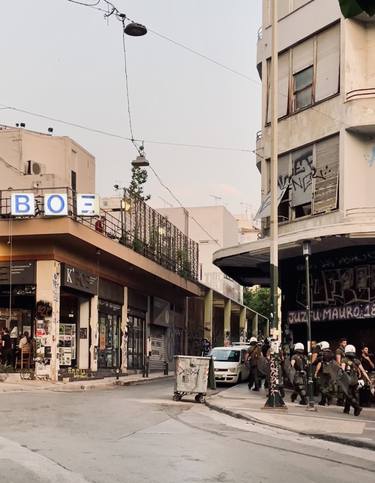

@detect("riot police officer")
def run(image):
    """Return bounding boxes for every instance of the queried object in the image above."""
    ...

[341,344,371,416]
[335,338,347,406]
[314,341,335,406]
[290,343,307,405]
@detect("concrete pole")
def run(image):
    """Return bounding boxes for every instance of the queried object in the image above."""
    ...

[264,0,286,409]
[224,299,232,345]
[204,289,213,345]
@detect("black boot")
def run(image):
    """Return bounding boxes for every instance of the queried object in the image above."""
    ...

[319,395,326,406]
[291,393,297,403]
[299,397,308,406]
[354,406,362,417]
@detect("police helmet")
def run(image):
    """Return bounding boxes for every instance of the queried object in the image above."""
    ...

[294,342,304,352]
[345,344,356,357]
[319,341,330,350]
[249,337,257,344]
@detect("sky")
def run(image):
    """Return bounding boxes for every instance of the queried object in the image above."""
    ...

[0,0,262,217]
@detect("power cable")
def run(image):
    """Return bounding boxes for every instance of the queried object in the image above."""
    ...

[0,104,252,153]
[148,164,221,247]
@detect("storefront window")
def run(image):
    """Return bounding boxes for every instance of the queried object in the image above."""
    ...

[98,301,121,369]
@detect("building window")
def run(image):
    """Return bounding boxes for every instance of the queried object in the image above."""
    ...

[293,66,313,111]
[266,23,340,122]
[262,134,339,223]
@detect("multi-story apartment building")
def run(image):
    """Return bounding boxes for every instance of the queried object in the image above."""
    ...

[214,0,375,349]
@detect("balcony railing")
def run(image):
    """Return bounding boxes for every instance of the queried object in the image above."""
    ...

[0,187,199,282]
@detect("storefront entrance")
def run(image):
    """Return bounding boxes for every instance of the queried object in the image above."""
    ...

[98,302,121,369]
[127,312,145,370]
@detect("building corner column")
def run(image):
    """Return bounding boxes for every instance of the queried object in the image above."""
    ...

[90,295,99,372]
[240,307,247,341]
[224,299,232,345]
[121,287,128,373]
[204,289,213,346]
[35,260,61,382]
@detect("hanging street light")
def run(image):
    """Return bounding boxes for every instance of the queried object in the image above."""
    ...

[124,22,147,37]
[131,154,150,168]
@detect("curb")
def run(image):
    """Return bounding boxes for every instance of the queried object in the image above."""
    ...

[205,399,375,452]
[53,374,174,392]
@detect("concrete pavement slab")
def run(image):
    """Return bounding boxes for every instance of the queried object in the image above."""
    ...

[206,383,375,450]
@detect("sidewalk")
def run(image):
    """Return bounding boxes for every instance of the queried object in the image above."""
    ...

[206,383,375,450]
[0,372,173,393]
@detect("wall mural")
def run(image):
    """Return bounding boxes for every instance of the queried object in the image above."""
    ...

[286,249,375,324]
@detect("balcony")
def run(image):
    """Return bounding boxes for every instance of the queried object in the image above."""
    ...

[0,187,199,282]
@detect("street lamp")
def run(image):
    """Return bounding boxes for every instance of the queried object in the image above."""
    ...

[124,22,147,37]
[303,240,316,411]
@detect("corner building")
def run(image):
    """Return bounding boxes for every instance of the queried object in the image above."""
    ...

[214,1,375,350]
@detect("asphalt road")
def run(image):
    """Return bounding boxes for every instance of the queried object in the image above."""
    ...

[0,379,375,482]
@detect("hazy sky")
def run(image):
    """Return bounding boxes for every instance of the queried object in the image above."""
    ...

[0,0,262,216]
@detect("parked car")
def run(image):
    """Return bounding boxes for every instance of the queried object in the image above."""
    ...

[210,346,249,384]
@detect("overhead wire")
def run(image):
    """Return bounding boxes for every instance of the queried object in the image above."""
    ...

[0,103,252,153]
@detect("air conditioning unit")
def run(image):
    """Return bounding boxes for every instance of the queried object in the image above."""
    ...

[24,160,46,176]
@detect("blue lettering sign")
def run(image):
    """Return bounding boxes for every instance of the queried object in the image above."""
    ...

[11,194,35,216]
[45,194,68,216]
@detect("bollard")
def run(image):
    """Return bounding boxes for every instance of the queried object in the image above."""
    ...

[163,361,169,375]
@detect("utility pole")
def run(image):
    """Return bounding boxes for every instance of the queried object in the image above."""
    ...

[264,0,286,409]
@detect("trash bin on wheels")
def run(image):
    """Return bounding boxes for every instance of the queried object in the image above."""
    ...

[173,355,215,403]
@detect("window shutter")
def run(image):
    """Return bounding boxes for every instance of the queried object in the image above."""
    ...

[290,146,314,207]
[292,37,314,74]
[293,0,310,9]
[278,52,290,118]
[315,24,340,102]
[312,135,339,214]
[278,0,290,19]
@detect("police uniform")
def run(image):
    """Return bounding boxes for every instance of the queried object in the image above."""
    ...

[341,356,362,416]
[291,352,307,404]
[317,349,335,405]
[335,346,346,405]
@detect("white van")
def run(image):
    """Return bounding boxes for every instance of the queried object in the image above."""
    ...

[210,346,249,384]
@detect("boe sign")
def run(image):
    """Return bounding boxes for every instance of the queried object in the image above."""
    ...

[10,193,100,217]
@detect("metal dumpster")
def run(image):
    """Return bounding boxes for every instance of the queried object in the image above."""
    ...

[173,355,214,403]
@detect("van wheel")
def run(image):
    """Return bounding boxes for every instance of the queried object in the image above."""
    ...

[237,373,242,384]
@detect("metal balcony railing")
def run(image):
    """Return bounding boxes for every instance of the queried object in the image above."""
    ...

[0,187,199,282]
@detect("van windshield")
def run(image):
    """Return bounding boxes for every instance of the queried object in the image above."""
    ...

[210,349,240,362]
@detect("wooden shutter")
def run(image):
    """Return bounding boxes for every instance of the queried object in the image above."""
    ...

[278,0,290,19]
[312,135,339,214]
[315,24,340,102]
[278,52,290,118]
[266,52,290,122]
[292,37,314,74]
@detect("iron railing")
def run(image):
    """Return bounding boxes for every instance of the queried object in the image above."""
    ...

[0,187,199,281]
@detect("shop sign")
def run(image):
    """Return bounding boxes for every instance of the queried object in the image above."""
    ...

[288,302,375,324]
[10,193,99,217]
[0,261,36,285]
[61,264,98,295]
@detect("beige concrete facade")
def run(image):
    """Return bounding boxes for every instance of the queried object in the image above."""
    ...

[0,125,95,193]
[157,206,243,303]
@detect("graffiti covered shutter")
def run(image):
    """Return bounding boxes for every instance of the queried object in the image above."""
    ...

[290,146,314,207]
[312,135,339,214]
